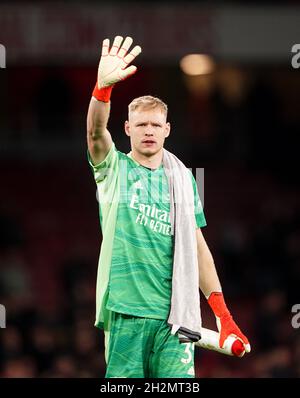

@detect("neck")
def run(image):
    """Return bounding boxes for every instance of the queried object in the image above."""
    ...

[130,148,163,169]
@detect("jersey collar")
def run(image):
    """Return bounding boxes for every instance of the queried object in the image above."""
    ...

[127,151,163,171]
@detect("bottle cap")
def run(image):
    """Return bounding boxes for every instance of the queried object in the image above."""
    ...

[231,339,245,357]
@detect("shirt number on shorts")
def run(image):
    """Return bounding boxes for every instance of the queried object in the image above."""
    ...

[181,342,194,364]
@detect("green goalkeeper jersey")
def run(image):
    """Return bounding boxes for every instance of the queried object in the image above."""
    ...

[88,143,206,324]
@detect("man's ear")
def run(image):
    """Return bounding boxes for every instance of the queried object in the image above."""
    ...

[165,122,171,138]
[124,120,130,137]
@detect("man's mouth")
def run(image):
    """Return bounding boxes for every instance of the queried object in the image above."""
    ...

[142,140,156,144]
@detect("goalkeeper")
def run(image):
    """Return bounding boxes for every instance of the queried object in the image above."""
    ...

[87,35,250,378]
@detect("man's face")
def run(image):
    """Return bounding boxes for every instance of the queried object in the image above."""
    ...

[125,107,170,156]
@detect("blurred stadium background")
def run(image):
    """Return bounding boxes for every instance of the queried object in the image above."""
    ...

[0,1,300,378]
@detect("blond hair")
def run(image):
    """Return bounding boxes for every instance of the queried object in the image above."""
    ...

[128,95,168,117]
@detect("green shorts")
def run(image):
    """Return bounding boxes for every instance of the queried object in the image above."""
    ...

[105,312,195,378]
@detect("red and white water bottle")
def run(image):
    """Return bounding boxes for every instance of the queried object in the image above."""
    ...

[195,327,248,357]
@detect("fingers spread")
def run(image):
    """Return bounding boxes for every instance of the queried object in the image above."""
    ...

[101,38,110,57]
[118,36,133,58]
[110,36,123,56]
[119,65,137,80]
[121,45,142,68]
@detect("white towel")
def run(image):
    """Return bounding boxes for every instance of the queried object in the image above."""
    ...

[163,148,202,343]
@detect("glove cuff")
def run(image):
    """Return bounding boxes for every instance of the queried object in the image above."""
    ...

[207,292,230,318]
[92,82,114,102]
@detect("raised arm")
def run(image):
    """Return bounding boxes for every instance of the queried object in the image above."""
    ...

[87,98,112,165]
[87,36,142,164]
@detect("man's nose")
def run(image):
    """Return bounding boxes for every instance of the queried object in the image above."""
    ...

[145,129,154,136]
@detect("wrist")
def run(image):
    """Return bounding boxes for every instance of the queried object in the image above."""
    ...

[207,292,230,318]
[92,82,114,102]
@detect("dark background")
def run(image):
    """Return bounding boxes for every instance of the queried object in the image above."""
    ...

[0,0,300,378]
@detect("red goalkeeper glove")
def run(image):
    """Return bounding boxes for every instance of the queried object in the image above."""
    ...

[92,35,142,102]
[207,292,251,353]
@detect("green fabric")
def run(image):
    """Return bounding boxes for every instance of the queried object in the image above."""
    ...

[88,143,120,330]
[88,143,206,330]
[105,312,195,378]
